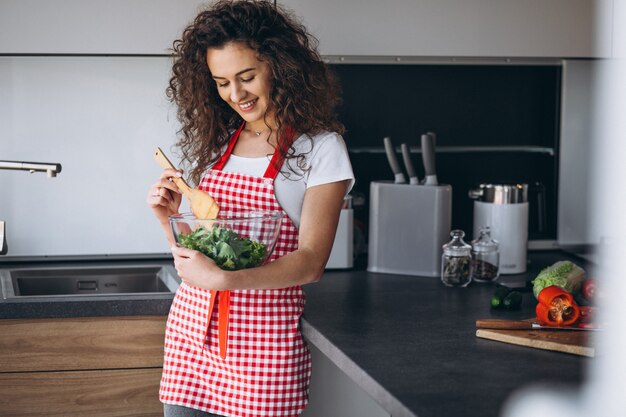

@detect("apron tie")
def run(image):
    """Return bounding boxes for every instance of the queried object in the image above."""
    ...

[204,290,230,359]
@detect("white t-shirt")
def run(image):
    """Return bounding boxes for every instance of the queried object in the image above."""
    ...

[220,131,355,229]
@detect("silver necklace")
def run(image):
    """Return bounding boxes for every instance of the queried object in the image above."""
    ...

[251,128,270,136]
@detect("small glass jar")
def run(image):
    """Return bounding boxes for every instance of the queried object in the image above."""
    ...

[441,230,472,287]
[470,227,500,282]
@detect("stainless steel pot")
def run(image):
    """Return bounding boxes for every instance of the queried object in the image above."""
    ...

[468,183,529,204]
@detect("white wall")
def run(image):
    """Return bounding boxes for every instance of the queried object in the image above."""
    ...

[0,56,182,257]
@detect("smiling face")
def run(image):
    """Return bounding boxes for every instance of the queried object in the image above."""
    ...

[206,42,274,132]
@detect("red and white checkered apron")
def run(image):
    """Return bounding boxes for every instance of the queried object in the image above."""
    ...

[160,124,311,417]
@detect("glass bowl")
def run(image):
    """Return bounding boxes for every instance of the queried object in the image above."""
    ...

[169,211,283,270]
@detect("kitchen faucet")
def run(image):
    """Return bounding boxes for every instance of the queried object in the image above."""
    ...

[0,160,63,254]
[0,160,62,178]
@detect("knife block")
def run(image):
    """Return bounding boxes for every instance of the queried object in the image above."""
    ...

[367,181,452,277]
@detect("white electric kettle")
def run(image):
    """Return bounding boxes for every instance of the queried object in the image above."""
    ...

[469,184,528,274]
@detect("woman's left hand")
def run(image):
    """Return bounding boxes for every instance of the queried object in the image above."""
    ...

[171,246,224,290]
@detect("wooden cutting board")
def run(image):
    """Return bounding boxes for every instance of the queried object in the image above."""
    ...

[476,327,594,357]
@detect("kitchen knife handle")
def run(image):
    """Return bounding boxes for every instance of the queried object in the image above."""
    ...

[421,133,438,185]
[383,137,407,184]
[0,221,7,255]
[475,319,534,330]
[426,131,437,145]
[154,147,192,194]
[400,143,419,185]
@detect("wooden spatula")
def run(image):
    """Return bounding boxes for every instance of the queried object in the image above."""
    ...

[154,147,220,219]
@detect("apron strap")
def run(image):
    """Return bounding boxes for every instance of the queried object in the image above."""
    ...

[263,126,296,179]
[212,123,296,180]
[213,122,246,171]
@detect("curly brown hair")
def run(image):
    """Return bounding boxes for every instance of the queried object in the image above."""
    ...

[167,0,345,185]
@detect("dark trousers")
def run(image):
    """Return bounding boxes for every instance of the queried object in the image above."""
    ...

[163,403,224,417]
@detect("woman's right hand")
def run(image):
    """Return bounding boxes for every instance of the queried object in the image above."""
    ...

[147,168,184,224]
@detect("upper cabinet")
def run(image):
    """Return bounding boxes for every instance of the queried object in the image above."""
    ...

[0,0,206,55]
[283,0,614,58]
[0,0,614,57]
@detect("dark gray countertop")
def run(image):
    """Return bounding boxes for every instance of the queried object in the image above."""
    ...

[302,250,591,417]
[0,251,591,417]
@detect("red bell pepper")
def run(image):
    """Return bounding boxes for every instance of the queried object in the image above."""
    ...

[536,285,580,326]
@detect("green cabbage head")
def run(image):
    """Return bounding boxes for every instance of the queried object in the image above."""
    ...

[531,260,586,299]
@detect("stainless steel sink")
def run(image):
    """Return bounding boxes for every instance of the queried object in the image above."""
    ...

[0,263,180,299]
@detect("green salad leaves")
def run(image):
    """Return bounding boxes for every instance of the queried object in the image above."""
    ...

[531,260,585,299]
[177,225,267,270]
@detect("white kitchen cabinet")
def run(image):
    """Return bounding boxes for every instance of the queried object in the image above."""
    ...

[0,0,205,54]
[302,343,391,417]
[0,0,614,57]
[282,0,614,58]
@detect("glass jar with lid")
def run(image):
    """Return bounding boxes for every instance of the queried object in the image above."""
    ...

[470,227,500,282]
[441,230,472,287]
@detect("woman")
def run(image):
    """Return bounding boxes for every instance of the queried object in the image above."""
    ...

[147,1,354,416]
